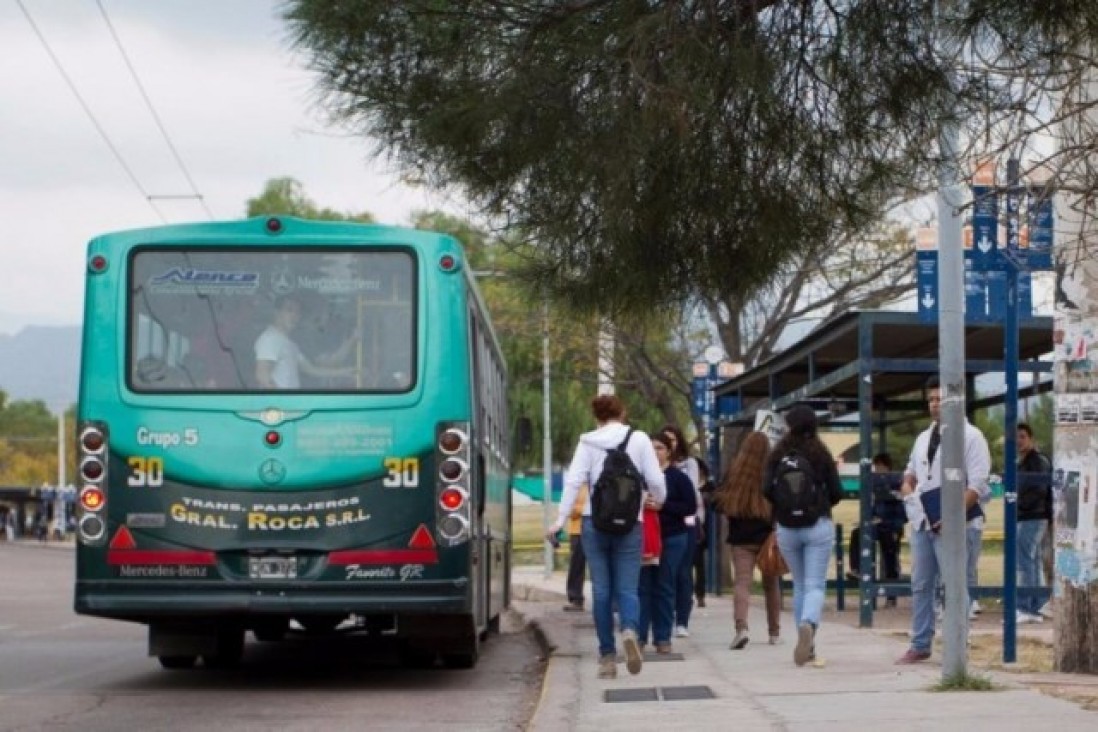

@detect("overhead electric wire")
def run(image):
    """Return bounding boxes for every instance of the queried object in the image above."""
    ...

[15,0,166,223]
[95,0,215,220]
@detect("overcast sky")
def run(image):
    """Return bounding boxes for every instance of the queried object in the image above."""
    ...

[0,1,463,334]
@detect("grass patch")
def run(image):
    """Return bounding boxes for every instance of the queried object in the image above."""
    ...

[932,671,997,691]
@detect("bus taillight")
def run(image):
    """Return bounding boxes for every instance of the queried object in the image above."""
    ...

[438,428,466,455]
[77,421,109,546]
[439,487,467,511]
[435,422,472,546]
[80,486,105,511]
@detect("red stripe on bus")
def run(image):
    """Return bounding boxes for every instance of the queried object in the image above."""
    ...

[107,550,217,566]
[327,549,438,565]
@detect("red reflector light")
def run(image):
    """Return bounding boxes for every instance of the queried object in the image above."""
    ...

[264,430,281,446]
[265,217,283,233]
[439,254,456,271]
[109,525,136,550]
[408,524,437,549]
[88,254,108,273]
[80,486,105,511]
[439,488,466,511]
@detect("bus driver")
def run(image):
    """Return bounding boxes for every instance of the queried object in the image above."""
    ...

[254,294,359,389]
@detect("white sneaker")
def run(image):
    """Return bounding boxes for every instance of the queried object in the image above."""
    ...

[1038,602,1054,619]
[1016,611,1043,625]
[674,625,690,638]
[970,600,982,615]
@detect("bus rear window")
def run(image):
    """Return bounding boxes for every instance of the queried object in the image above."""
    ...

[128,249,416,393]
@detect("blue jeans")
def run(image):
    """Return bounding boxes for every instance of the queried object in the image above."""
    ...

[657,531,691,642]
[911,528,973,652]
[674,528,695,628]
[776,518,834,628]
[581,517,642,657]
[1016,519,1047,614]
[637,565,659,645]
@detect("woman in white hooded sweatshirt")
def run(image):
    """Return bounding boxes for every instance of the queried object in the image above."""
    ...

[548,394,666,679]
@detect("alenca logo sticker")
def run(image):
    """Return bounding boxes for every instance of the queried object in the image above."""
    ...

[149,268,260,293]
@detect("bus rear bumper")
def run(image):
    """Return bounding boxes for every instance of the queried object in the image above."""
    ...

[74,580,471,621]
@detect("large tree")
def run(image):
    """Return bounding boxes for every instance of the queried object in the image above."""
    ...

[284,1,927,315]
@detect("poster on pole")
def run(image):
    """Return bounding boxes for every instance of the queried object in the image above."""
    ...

[754,409,787,447]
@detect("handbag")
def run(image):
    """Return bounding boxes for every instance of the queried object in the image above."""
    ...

[756,530,788,577]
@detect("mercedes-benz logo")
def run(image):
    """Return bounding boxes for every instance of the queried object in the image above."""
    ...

[259,459,286,485]
[271,268,294,295]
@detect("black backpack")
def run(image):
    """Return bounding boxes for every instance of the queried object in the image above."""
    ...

[769,450,823,528]
[590,428,646,535]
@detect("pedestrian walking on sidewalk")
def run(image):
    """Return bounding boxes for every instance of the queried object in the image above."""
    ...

[715,431,782,649]
[1016,422,1051,623]
[692,458,716,608]
[763,405,843,667]
[660,424,703,638]
[548,395,666,679]
[642,432,698,655]
[563,484,589,612]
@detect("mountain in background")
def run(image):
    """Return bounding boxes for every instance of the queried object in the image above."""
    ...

[0,325,81,408]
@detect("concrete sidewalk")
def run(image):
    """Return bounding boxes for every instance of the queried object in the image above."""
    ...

[512,565,1097,731]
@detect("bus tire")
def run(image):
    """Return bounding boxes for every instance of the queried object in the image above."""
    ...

[202,629,245,669]
[158,655,197,670]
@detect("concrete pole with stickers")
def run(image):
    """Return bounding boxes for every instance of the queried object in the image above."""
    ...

[936,119,970,681]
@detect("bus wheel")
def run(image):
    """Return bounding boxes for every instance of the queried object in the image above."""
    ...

[441,634,480,669]
[296,615,343,634]
[402,647,437,669]
[158,655,197,670]
[202,629,245,669]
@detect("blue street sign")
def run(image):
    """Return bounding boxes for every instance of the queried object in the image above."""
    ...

[970,184,1001,270]
[916,251,938,323]
[987,269,1007,319]
[717,395,740,420]
[1019,271,1032,317]
[1027,190,1054,270]
[965,261,989,321]
[690,377,707,417]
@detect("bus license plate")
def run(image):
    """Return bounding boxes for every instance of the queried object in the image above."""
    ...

[249,556,298,579]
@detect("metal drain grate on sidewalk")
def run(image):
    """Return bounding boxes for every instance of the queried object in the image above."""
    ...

[604,686,715,703]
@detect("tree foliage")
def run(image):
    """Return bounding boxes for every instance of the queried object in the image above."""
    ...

[285,1,1098,316]
[245,177,375,222]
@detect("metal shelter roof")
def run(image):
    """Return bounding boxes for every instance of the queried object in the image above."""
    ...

[714,309,1054,423]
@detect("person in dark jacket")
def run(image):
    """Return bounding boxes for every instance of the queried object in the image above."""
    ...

[1016,422,1052,622]
[716,431,781,649]
[847,453,906,607]
[646,432,699,654]
[763,405,843,667]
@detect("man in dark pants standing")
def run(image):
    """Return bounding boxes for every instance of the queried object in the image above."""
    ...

[1016,422,1052,623]
[563,484,589,612]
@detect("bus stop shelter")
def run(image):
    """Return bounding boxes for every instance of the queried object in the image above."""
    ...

[712,309,1054,627]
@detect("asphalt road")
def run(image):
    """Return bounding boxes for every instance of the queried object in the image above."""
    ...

[0,543,544,732]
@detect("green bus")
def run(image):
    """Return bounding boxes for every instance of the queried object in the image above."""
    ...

[74,216,511,670]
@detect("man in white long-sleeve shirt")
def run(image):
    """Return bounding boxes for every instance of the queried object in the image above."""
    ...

[548,394,666,680]
[895,376,991,664]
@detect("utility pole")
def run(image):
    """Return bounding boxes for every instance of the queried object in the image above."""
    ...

[542,296,554,580]
[937,117,970,680]
[1052,49,1098,673]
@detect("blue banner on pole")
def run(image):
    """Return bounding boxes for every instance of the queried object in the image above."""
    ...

[1019,271,1032,318]
[970,184,1000,270]
[916,251,938,323]
[965,260,989,321]
[1027,190,1054,270]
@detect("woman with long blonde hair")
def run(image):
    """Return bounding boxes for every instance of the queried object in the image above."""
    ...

[716,431,782,649]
